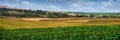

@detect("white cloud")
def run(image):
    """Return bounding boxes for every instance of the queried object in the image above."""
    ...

[100,1,113,10]
[72,3,79,7]
[0,4,16,7]
[15,0,20,2]
[1,0,120,12]
[21,1,31,5]
[97,0,120,12]
[115,0,120,1]
[50,5,57,8]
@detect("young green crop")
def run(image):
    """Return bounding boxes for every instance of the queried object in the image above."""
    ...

[0,25,120,40]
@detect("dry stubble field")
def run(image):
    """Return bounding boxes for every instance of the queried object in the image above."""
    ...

[0,17,120,29]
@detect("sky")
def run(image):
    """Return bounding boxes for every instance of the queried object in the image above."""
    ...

[0,0,120,12]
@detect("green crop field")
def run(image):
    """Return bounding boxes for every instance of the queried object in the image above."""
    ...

[0,25,120,40]
[0,1,120,40]
[0,18,120,40]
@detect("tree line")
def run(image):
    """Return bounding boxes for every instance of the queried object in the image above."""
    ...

[0,8,120,18]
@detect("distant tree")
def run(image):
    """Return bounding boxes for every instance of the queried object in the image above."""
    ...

[88,14,95,18]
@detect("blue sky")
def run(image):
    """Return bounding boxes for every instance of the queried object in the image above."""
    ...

[0,0,120,12]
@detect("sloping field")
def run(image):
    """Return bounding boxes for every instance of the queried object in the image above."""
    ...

[0,18,120,40]
[0,25,120,40]
[0,18,120,29]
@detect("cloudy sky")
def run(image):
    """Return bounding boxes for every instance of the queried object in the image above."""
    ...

[0,0,120,12]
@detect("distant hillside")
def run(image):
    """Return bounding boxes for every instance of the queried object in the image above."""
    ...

[0,5,120,18]
[73,12,120,15]
[72,12,120,17]
[0,6,69,18]
[0,5,25,10]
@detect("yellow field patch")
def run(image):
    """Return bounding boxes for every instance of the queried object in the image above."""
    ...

[0,18,120,29]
